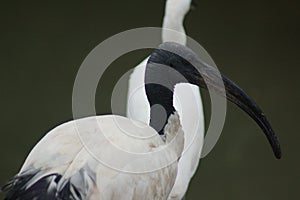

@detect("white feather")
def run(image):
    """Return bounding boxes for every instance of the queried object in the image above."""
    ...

[20,114,184,199]
[127,0,204,199]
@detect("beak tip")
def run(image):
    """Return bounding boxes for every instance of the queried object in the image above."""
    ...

[273,135,282,159]
[275,150,282,159]
[271,140,281,159]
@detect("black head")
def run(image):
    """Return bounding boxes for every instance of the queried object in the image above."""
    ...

[145,42,281,159]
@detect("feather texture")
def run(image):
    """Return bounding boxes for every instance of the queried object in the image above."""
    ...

[1,114,184,200]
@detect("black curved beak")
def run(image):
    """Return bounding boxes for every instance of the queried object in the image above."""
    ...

[222,76,281,158]
[190,59,281,159]
[147,45,281,159]
[203,70,282,159]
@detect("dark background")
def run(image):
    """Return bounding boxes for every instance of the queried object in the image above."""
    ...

[0,0,299,199]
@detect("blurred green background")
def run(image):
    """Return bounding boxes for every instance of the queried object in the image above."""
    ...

[0,0,299,199]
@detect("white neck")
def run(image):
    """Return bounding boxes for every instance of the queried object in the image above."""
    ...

[162,0,191,45]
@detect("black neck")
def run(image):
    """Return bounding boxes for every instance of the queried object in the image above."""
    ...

[144,48,196,136]
[145,83,176,135]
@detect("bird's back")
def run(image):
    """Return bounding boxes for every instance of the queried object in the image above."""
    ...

[1,115,184,200]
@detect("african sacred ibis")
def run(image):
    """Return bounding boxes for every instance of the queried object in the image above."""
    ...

[127,1,203,199]
[1,42,281,200]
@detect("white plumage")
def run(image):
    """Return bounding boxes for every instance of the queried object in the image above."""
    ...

[127,0,204,199]
[4,114,184,200]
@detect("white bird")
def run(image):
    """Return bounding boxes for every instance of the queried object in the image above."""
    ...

[1,42,281,200]
[126,1,204,199]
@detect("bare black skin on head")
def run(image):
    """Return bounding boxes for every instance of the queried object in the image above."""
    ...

[145,42,281,159]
